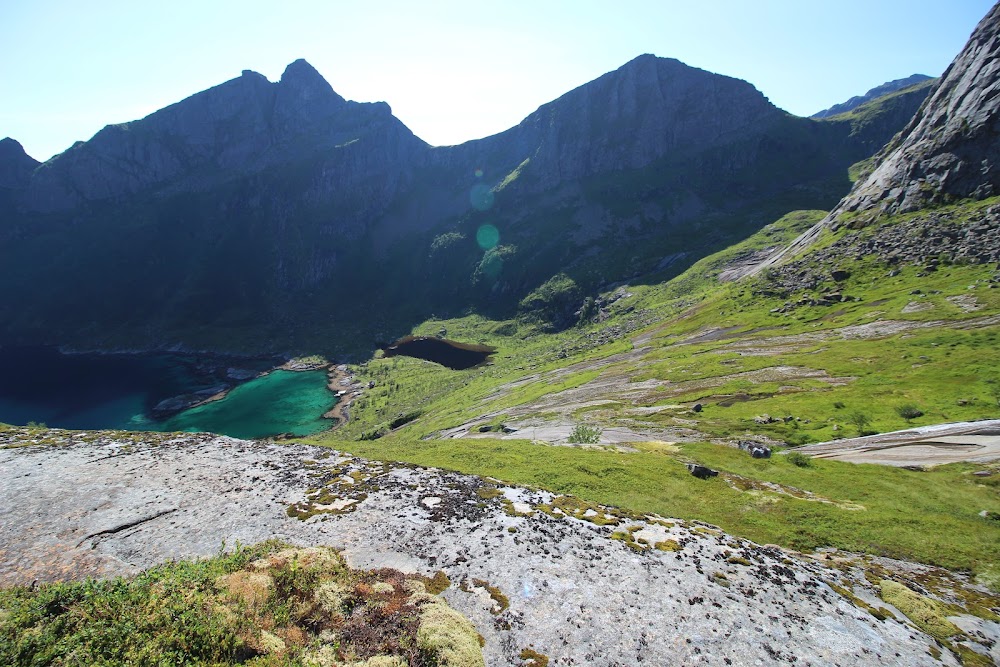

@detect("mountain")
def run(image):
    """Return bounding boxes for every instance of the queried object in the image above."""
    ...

[743,1,1000,274]
[812,77,937,159]
[20,60,426,213]
[0,138,39,189]
[829,3,1000,217]
[811,74,934,118]
[0,55,921,356]
[308,11,1000,658]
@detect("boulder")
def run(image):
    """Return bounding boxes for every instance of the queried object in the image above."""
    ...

[687,464,719,480]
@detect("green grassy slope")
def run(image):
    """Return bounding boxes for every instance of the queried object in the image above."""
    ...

[307,201,1000,583]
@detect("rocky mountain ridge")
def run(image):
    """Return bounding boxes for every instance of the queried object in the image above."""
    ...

[0,54,926,355]
[811,74,934,118]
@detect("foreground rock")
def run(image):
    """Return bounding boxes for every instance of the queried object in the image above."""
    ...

[1,427,994,666]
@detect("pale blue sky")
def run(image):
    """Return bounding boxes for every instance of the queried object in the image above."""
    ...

[1,0,994,162]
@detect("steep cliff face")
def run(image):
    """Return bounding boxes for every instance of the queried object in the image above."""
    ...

[830,3,1000,217]
[20,60,426,213]
[0,55,921,354]
[737,3,1000,280]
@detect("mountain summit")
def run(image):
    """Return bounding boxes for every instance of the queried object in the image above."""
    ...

[0,55,922,354]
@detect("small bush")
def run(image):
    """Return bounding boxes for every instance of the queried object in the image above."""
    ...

[567,424,602,444]
[832,402,846,410]
[787,451,812,468]
[847,410,874,436]
[894,404,924,420]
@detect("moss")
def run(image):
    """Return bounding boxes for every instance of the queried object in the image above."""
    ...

[535,494,640,527]
[472,578,510,614]
[476,486,503,500]
[354,657,408,667]
[826,581,891,621]
[654,539,682,552]
[726,556,752,566]
[878,579,962,641]
[0,542,485,667]
[422,570,452,595]
[709,572,731,588]
[519,647,550,666]
[417,598,486,666]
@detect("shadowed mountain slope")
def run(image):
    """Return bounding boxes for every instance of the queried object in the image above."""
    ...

[0,55,922,356]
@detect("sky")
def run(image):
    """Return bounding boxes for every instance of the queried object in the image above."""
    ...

[1,0,994,162]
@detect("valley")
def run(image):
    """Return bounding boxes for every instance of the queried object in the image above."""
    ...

[3,3,1000,666]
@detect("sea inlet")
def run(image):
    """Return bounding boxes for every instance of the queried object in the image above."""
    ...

[0,347,334,439]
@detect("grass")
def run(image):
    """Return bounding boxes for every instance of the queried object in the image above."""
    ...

[0,542,482,667]
[303,199,1000,585]
[311,434,999,576]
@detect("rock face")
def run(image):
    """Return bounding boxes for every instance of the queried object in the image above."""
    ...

[811,74,934,118]
[1,427,986,666]
[440,54,785,192]
[832,3,1000,217]
[22,60,425,213]
[0,138,39,189]
[0,55,918,354]
[736,4,1000,280]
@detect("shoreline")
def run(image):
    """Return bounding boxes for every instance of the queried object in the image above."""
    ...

[322,364,362,426]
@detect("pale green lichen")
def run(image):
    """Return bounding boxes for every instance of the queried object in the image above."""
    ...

[417,599,486,667]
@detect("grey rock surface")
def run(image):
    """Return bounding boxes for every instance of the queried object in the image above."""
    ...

[0,428,964,666]
[831,3,1000,216]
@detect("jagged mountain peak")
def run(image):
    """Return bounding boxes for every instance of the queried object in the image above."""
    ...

[0,137,36,163]
[0,137,40,189]
[278,58,346,105]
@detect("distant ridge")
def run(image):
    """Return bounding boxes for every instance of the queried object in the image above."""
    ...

[811,74,933,118]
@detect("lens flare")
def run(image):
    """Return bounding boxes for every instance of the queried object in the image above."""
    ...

[470,183,494,211]
[476,224,500,250]
[474,168,484,178]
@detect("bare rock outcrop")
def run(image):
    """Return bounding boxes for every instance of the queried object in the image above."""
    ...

[832,2,1000,217]
[2,427,995,665]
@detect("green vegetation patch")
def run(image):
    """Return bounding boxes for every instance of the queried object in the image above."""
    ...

[0,542,483,666]
[877,579,994,667]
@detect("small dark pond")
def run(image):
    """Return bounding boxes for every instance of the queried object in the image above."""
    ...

[382,336,495,370]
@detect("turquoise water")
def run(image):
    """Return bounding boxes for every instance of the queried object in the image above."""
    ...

[156,369,334,438]
[0,347,335,439]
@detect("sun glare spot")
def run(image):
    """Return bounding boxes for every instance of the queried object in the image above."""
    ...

[470,183,495,211]
[476,224,500,250]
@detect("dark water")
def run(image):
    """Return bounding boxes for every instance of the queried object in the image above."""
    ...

[383,336,495,369]
[0,347,334,438]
